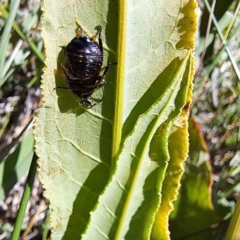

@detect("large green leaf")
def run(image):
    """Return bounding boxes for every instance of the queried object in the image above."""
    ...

[168,117,221,240]
[82,52,192,240]
[151,43,195,240]
[34,0,197,239]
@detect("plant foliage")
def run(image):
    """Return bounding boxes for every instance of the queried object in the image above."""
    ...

[34,0,197,239]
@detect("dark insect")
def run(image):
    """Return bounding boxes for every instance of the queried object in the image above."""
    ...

[58,25,117,107]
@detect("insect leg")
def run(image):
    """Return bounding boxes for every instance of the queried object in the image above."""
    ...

[75,26,83,38]
[97,62,117,84]
[91,25,102,39]
[60,63,79,81]
[91,25,103,51]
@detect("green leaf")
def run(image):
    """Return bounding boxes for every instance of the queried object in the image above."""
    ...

[82,52,192,240]
[0,132,34,200]
[34,0,197,239]
[168,117,221,240]
[151,47,195,240]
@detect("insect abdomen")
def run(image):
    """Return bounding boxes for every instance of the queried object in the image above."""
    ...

[65,52,103,80]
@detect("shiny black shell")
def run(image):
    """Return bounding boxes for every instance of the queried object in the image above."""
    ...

[64,36,103,83]
[59,26,116,107]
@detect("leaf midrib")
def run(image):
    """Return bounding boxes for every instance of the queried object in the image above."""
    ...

[111,1,127,170]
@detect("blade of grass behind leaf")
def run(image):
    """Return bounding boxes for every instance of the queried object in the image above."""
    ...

[0,0,21,85]
[12,153,37,240]
[0,6,44,64]
[203,0,240,80]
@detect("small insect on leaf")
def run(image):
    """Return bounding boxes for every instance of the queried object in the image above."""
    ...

[57,25,117,108]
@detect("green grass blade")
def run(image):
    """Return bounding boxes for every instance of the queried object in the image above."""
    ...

[225,196,240,240]
[0,0,21,85]
[0,118,33,163]
[193,21,240,106]
[42,210,50,240]
[2,39,23,77]
[0,6,44,64]
[27,65,43,88]
[0,132,34,200]
[11,153,37,240]
[203,0,240,81]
